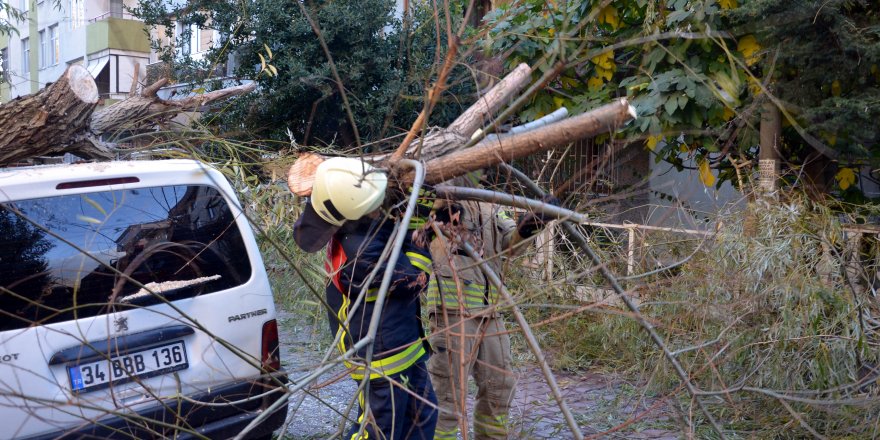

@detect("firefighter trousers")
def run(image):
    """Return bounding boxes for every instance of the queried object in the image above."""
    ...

[427,312,516,440]
[348,359,437,440]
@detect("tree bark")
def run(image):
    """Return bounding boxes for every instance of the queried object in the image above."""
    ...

[0,65,98,164]
[401,98,637,184]
[445,62,531,138]
[372,63,532,163]
[759,100,781,193]
[0,66,256,165]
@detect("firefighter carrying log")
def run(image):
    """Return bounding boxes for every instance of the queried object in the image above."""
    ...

[291,157,437,440]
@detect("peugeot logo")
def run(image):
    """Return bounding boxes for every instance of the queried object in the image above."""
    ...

[114,316,129,333]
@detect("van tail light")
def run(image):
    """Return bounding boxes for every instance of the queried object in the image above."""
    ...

[261,319,281,372]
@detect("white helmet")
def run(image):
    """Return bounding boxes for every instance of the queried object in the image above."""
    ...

[310,157,388,226]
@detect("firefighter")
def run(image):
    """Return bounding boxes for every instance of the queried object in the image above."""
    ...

[292,157,437,440]
[423,173,553,440]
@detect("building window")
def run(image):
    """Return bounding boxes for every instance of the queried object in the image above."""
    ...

[49,24,59,65]
[0,48,8,81]
[110,0,123,18]
[38,29,47,68]
[20,0,29,13]
[21,38,29,74]
[69,0,84,29]
[175,22,202,57]
[190,24,201,54]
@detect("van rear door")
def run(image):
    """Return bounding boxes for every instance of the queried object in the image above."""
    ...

[0,165,273,438]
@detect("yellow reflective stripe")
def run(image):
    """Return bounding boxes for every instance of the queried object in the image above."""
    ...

[350,342,426,380]
[426,278,489,308]
[336,293,351,366]
[429,279,484,294]
[488,285,500,304]
[474,413,508,435]
[364,287,379,302]
[406,252,432,274]
[434,428,458,440]
[349,390,369,440]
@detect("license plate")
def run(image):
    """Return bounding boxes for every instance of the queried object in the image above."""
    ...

[68,341,189,393]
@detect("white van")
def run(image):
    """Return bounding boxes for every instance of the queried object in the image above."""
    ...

[0,160,288,439]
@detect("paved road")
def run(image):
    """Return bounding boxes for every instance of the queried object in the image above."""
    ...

[276,311,680,439]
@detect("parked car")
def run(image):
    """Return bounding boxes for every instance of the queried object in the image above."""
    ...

[0,159,288,439]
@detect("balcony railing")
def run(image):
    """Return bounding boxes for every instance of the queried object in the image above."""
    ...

[88,11,139,23]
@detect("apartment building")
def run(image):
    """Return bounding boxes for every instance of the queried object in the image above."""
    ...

[0,0,153,104]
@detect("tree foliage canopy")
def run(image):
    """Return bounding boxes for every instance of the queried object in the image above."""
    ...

[481,0,879,190]
[132,0,475,150]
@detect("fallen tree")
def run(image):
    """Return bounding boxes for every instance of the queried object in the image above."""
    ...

[0,65,256,165]
[287,64,637,193]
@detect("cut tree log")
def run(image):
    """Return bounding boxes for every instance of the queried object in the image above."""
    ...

[0,65,98,164]
[371,63,533,163]
[0,66,256,165]
[286,99,636,193]
[402,98,637,184]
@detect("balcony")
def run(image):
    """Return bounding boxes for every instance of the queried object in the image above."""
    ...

[86,13,150,54]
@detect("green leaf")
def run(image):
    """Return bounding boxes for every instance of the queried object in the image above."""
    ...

[666,10,692,25]
[664,95,678,114]
[684,82,696,98]
[678,94,689,109]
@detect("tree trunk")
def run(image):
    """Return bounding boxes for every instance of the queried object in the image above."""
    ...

[374,63,532,164]
[401,98,636,184]
[0,66,256,165]
[759,100,781,193]
[445,62,531,138]
[0,65,98,165]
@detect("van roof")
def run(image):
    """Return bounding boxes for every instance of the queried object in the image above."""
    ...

[0,159,228,203]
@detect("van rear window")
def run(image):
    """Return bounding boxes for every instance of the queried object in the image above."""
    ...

[0,185,252,331]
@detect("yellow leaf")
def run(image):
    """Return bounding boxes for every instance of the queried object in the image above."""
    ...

[835,167,856,190]
[722,106,735,121]
[591,50,615,71]
[679,143,689,153]
[822,131,837,146]
[718,0,737,9]
[258,53,266,71]
[831,80,841,97]
[599,67,613,81]
[548,27,555,37]
[192,87,206,94]
[263,43,273,60]
[552,96,565,108]
[598,5,619,30]
[560,76,580,89]
[646,135,662,151]
[587,76,604,91]
[748,76,762,97]
[737,35,761,66]
[699,158,716,187]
